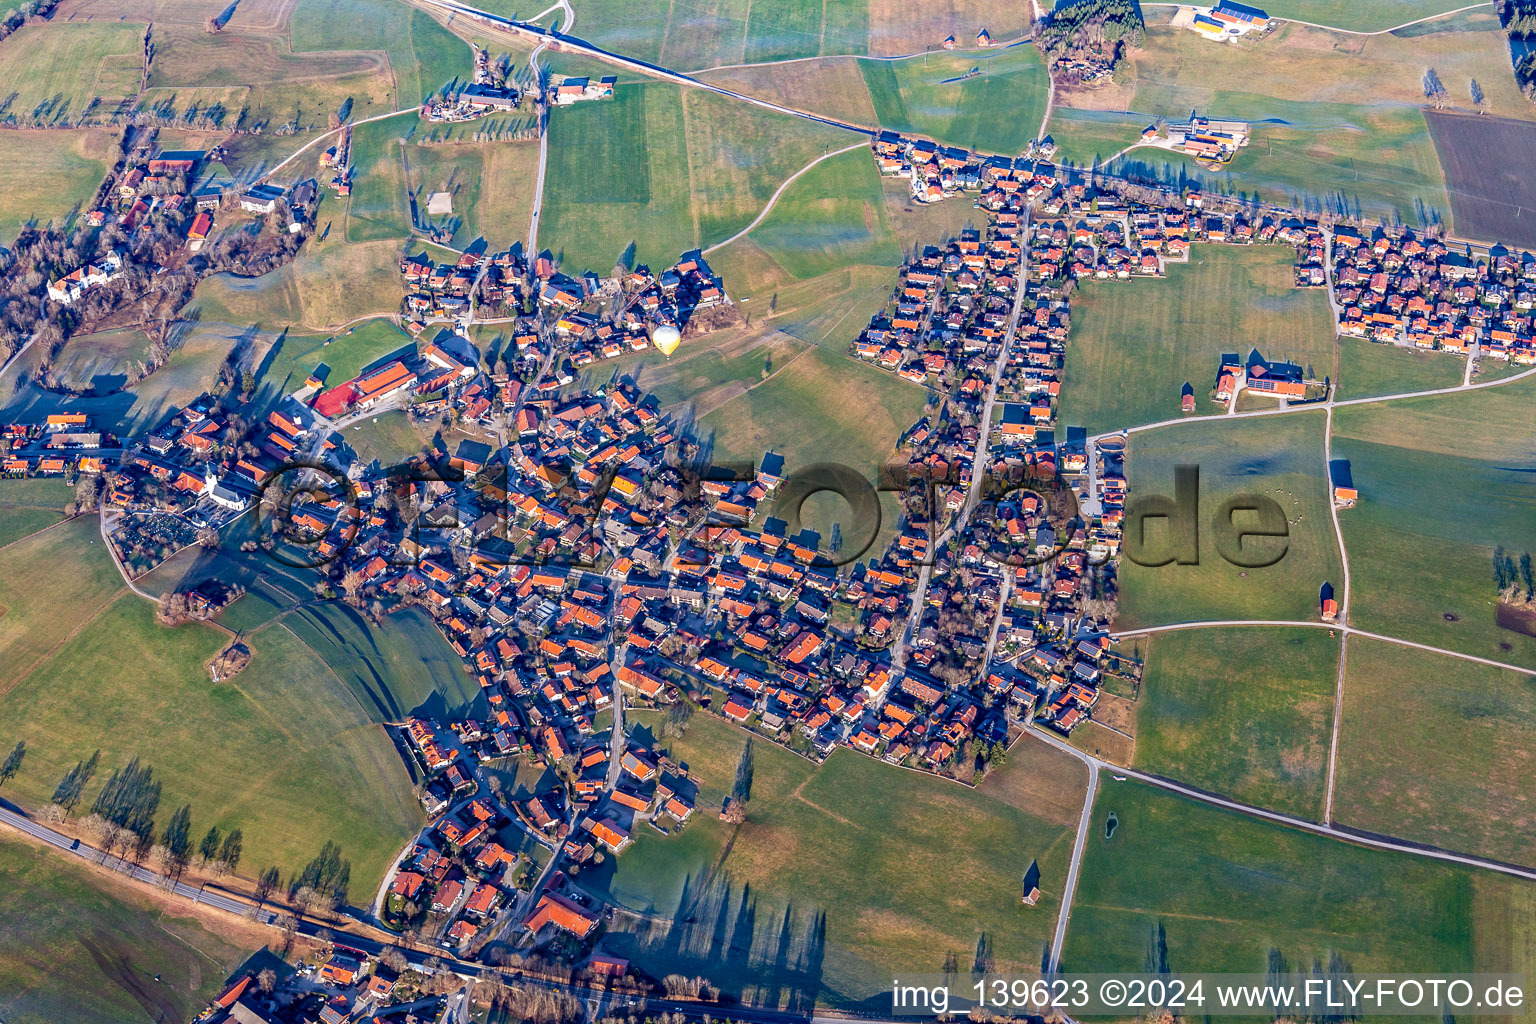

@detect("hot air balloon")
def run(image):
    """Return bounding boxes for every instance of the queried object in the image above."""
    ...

[653,325,681,358]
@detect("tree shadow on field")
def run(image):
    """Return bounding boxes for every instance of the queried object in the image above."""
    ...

[601,872,829,1012]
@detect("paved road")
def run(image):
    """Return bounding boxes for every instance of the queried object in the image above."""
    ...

[1022,725,1536,883]
[1111,617,1536,677]
[1087,363,1536,446]
[704,142,869,255]
[414,0,875,137]
[892,209,1033,682]
[1318,402,1351,825]
[1140,1,1490,36]
[0,322,44,386]
[1048,754,1097,971]
[256,107,422,186]
[526,38,551,256]
[0,802,278,921]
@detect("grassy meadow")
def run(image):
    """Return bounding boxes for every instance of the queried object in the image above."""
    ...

[1054,16,1536,224]
[340,111,540,250]
[0,20,144,126]
[2,320,244,439]
[0,129,116,243]
[50,328,154,391]
[289,0,469,107]
[141,12,397,133]
[1334,338,1464,400]
[541,82,855,273]
[1261,0,1490,31]
[1064,781,1536,980]
[250,318,417,402]
[1114,412,1343,629]
[0,515,429,888]
[699,58,880,129]
[193,221,406,332]
[341,408,434,467]
[859,45,1049,155]
[281,602,483,723]
[1132,626,1338,819]
[407,136,540,249]
[1331,375,1536,668]
[0,594,424,888]
[478,0,1030,67]
[699,345,927,472]
[0,834,256,1024]
[588,710,1079,1008]
[0,516,127,687]
[0,479,72,552]
[1045,107,1147,168]
[344,110,425,243]
[1058,244,1338,436]
[737,147,902,279]
[1335,637,1536,867]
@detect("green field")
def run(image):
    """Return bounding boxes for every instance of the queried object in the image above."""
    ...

[407,136,540,249]
[0,516,423,887]
[1114,413,1343,629]
[699,344,927,491]
[341,110,540,249]
[859,45,1048,155]
[0,596,423,888]
[0,129,115,243]
[0,478,72,552]
[1332,376,1536,669]
[540,82,855,273]
[341,408,433,467]
[1261,0,1482,31]
[345,110,424,243]
[1064,781,1536,979]
[588,711,1078,1007]
[280,602,482,723]
[1112,103,1448,228]
[1080,19,1517,224]
[1133,626,1338,819]
[0,21,144,127]
[0,834,253,1024]
[1046,107,1147,168]
[0,516,127,687]
[1336,637,1536,867]
[1334,338,1464,400]
[51,327,154,391]
[192,220,406,332]
[698,58,879,130]
[141,15,397,134]
[133,513,326,633]
[289,0,468,107]
[1059,245,1338,436]
[477,0,1029,67]
[739,147,902,279]
[250,317,416,403]
[578,326,811,414]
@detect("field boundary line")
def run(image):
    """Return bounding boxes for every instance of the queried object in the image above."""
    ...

[684,34,1035,76]
[0,585,127,700]
[1027,724,1536,883]
[1140,1,1489,36]
[0,509,77,554]
[1323,633,1349,825]
[1112,619,1536,678]
[1091,365,1536,445]
[703,141,868,255]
